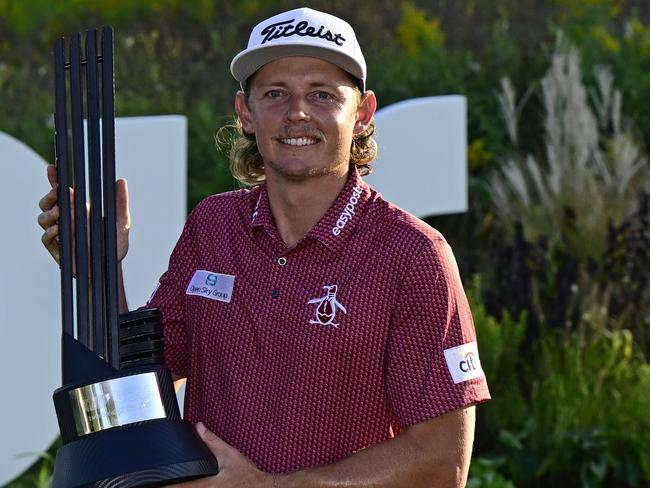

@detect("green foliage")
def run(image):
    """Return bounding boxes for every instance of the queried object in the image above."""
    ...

[468,282,650,487]
[626,19,650,57]
[0,0,222,40]
[467,276,529,445]
[395,2,445,58]
[467,457,516,488]
[598,193,650,352]
[370,6,461,107]
[5,438,60,488]
[553,0,624,54]
[467,138,493,172]
[187,100,237,208]
[615,18,650,158]
[512,329,650,487]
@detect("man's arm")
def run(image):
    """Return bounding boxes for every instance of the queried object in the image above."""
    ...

[176,406,475,488]
[282,406,475,488]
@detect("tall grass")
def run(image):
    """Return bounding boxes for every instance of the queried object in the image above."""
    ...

[490,36,649,260]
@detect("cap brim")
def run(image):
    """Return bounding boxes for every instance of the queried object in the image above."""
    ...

[231,43,365,90]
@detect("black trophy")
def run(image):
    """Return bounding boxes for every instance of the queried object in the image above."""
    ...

[51,27,219,487]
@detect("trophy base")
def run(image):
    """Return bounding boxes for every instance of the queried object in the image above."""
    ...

[52,314,219,488]
[52,419,219,488]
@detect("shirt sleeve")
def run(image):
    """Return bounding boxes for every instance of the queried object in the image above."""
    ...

[147,211,199,379]
[385,237,490,431]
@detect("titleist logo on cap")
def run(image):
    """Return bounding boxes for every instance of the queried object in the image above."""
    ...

[230,8,367,91]
[260,19,346,46]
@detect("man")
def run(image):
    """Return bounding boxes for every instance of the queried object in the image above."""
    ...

[38,8,490,487]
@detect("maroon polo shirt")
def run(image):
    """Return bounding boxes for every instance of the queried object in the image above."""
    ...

[148,168,490,473]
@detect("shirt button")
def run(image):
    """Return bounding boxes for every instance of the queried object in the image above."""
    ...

[271,289,280,298]
[277,257,287,266]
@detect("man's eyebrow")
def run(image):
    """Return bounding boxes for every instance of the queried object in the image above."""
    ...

[256,79,349,90]
[307,81,346,90]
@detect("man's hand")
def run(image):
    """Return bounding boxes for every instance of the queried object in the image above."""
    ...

[37,164,131,265]
[173,423,275,488]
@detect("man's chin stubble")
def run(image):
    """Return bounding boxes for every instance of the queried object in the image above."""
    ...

[264,159,341,182]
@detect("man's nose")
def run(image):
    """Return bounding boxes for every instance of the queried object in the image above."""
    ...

[285,95,310,122]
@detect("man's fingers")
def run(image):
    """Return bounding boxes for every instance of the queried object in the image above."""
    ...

[116,178,131,230]
[39,168,129,267]
[195,422,238,459]
[38,188,57,212]
[41,225,60,263]
[41,224,59,246]
[40,184,74,213]
[47,164,58,189]
[37,205,59,230]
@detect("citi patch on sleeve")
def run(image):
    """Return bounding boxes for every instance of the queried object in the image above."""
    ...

[443,341,485,384]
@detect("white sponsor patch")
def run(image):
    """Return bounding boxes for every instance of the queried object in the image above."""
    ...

[443,341,484,384]
[186,270,235,303]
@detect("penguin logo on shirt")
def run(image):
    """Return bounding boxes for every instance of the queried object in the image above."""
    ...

[308,285,347,328]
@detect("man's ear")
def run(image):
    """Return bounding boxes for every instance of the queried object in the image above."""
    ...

[354,90,377,135]
[235,91,255,134]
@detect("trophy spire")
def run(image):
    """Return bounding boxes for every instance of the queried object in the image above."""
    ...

[51,26,219,487]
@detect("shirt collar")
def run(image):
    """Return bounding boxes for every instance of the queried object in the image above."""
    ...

[248,167,372,252]
[249,184,276,237]
[306,168,371,251]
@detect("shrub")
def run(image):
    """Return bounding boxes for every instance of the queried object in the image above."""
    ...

[470,280,650,487]
[516,328,650,487]
[468,275,529,451]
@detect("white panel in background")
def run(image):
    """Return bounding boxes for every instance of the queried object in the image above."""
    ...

[114,116,187,307]
[0,115,187,486]
[0,131,62,487]
[366,95,467,217]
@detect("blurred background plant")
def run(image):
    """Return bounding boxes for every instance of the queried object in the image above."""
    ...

[484,35,650,351]
[2,0,649,486]
[491,39,649,259]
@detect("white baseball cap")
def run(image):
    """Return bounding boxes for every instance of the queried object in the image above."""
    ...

[231,7,366,91]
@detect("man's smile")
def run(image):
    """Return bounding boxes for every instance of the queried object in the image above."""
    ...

[278,137,320,147]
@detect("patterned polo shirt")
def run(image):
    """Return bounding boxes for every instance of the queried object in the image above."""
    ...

[148,168,490,473]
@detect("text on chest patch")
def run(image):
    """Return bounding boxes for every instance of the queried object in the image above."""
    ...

[186,270,235,303]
